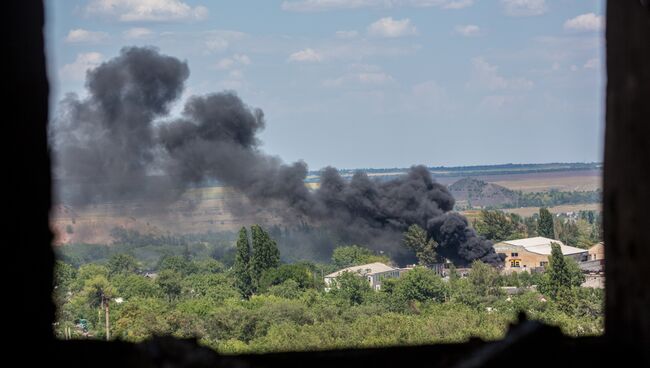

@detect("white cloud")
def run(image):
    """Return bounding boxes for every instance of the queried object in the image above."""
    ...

[455,24,481,37]
[214,54,251,70]
[281,0,473,12]
[323,72,394,87]
[282,0,375,12]
[65,29,109,43]
[469,57,533,91]
[564,13,604,32]
[228,69,244,79]
[214,58,234,70]
[357,72,394,84]
[583,58,600,69]
[123,27,154,39]
[59,52,104,81]
[204,30,247,53]
[85,0,208,22]
[233,54,251,65]
[500,0,547,17]
[367,17,417,38]
[323,64,394,87]
[307,41,419,62]
[479,95,520,111]
[335,30,359,39]
[288,48,323,62]
[440,0,473,9]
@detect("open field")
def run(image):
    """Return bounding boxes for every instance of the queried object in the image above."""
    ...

[435,169,601,193]
[489,170,601,192]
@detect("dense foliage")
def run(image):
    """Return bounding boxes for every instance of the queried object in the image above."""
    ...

[54,225,603,353]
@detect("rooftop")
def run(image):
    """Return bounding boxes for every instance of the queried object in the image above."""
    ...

[325,262,397,278]
[496,237,588,256]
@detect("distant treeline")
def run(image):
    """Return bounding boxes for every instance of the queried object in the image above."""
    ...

[500,190,602,209]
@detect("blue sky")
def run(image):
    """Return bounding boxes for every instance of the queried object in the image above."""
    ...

[45,0,604,170]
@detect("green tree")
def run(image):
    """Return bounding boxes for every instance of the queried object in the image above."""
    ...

[329,271,372,306]
[259,264,316,292]
[538,242,585,300]
[194,259,226,274]
[112,297,170,342]
[331,245,390,269]
[266,279,303,299]
[402,224,439,266]
[111,274,161,299]
[107,253,139,277]
[157,269,183,301]
[234,227,254,298]
[54,260,77,291]
[82,275,115,309]
[158,255,197,276]
[524,216,538,237]
[538,208,555,238]
[393,267,449,303]
[81,275,115,339]
[557,218,593,249]
[250,225,280,286]
[473,210,522,242]
[468,260,501,298]
[72,264,109,292]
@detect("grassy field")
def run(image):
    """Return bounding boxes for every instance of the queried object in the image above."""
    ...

[490,170,601,192]
[435,169,601,193]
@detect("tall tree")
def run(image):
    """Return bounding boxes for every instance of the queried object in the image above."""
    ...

[473,210,521,242]
[107,253,139,278]
[250,225,280,287]
[331,245,390,269]
[468,260,501,298]
[234,227,254,298]
[539,242,584,300]
[538,207,555,238]
[402,224,439,266]
[81,275,114,340]
[156,270,182,301]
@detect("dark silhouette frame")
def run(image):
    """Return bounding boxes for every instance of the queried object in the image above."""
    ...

[8,1,648,366]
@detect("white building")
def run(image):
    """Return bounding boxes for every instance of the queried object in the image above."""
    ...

[324,262,400,291]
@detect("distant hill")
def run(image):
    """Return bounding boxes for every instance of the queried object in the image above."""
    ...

[448,178,518,208]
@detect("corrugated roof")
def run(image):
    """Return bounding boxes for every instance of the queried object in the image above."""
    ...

[325,262,397,278]
[498,237,587,256]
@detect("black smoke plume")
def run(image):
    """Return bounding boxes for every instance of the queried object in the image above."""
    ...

[52,47,504,266]
[52,47,189,204]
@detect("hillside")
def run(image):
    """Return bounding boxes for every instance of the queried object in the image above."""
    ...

[448,178,518,208]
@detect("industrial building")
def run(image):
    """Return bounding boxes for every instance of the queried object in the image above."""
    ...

[494,237,589,273]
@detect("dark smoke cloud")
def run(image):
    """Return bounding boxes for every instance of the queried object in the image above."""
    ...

[52,47,504,266]
[53,47,189,204]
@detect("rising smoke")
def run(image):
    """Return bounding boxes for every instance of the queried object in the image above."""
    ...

[52,47,504,266]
